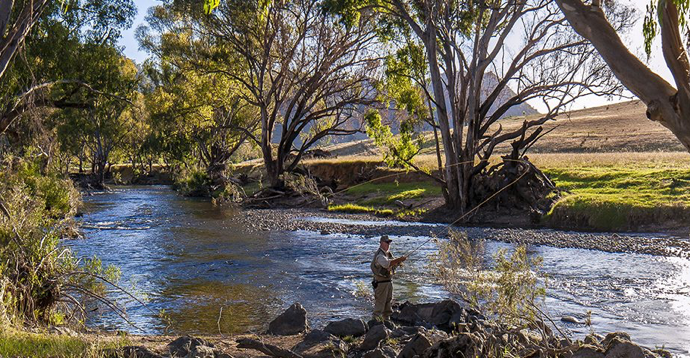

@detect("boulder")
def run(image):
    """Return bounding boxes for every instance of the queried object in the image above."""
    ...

[168,336,214,357]
[570,345,606,358]
[391,302,436,326]
[363,347,397,358]
[292,329,336,353]
[361,324,391,351]
[397,333,432,358]
[390,326,423,339]
[268,302,309,336]
[428,299,463,329]
[604,337,658,358]
[104,346,162,358]
[185,345,215,358]
[367,318,397,330]
[324,318,368,337]
[601,332,630,348]
[391,300,466,332]
[421,334,477,358]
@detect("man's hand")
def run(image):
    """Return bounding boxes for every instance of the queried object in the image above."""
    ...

[391,256,407,268]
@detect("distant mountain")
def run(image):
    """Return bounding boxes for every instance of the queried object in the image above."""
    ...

[481,72,539,118]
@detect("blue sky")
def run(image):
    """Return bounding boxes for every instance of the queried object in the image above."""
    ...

[118,0,670,110]
[118,0,158,63]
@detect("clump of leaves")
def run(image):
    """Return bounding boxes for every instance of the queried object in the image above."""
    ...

[0,156,123,329]
[429,230,546,326]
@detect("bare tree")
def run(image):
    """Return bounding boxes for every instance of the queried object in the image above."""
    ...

[360,0,623,211]
[556,0,690,152]
[170,0,382,187]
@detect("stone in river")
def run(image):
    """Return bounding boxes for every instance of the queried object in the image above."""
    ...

[561,315,581,324]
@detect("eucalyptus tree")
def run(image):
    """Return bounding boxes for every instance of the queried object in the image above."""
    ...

[54,45,141,187]
[167,0,382,187]
[0,0,136,140]
[143,63,260,189]
[329,0,624,211]
[556,0,690,152]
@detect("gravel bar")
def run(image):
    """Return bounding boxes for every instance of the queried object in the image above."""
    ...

[233,208,690,259]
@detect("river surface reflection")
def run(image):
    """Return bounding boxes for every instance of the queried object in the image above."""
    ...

[68,186,690,355]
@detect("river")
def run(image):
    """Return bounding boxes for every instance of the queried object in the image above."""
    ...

[68,186,690,355]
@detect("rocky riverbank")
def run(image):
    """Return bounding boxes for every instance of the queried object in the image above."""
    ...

[102,300,673,358]
[232,208,690,259]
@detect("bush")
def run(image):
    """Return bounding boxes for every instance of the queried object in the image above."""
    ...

[429,230,546,326]
[0,156,120,328]
[174,170,213,197]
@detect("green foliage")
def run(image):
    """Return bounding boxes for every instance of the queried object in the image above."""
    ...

[430,231,546,326]
[365,110,423,169]
[205,0,221,14]
[644,0,690,56]
[0,157,119,327]
[174,170,213,197]
[345,181,440,196]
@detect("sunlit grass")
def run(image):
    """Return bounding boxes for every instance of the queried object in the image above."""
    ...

[0,329,129,358]
[327,204,394,216]
[543,163,690,230]
[345,181,440,196]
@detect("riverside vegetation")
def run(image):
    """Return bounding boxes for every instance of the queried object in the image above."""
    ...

[1,0,690,355]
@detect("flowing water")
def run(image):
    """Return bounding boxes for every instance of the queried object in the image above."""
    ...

[68,186,690,355]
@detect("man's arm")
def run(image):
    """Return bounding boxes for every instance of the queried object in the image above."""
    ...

[390,256,407,269]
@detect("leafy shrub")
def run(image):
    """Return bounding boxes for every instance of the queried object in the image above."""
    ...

[174,170,213,197]
[429,230,546,326]
[0,156,120,328]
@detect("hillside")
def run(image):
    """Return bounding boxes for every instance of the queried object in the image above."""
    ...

[322,100,685,157]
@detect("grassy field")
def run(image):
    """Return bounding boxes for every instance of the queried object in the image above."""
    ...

[322,152,690,231]
[538,152,690,231]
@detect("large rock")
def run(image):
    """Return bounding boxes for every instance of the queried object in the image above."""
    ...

[429,299,463,328]
[361,324,391,351]
[324,318,368,337]
[570,345,606,358]
[363,347,397,358]
[604,337,658,358]
[185,345,215,358]
[391,302,436,326]
[421,334,477,358]
[292,329,336,354]
[104,346,163,358]
[397,333,432,358]
[267,302,309,336]
[391,300,466,332]
[168,336,214,357]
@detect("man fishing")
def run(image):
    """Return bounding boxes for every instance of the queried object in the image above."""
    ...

[371,235,407,321]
